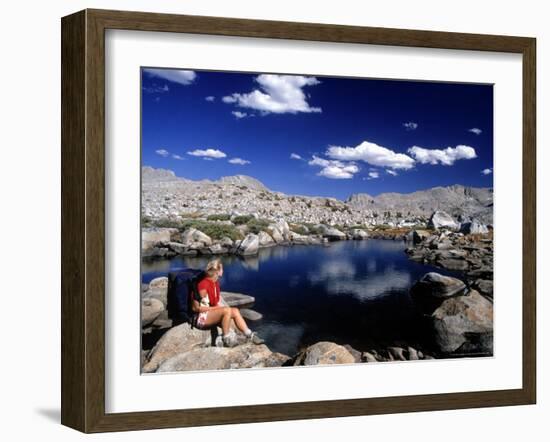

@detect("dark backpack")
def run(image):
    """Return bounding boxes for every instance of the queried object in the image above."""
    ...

[166,269,206,325]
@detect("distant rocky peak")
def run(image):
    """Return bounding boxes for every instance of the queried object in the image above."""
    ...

[219,175,268,192]
[346,193,375,204]
[142,166,178,182]
[142,167,269,191]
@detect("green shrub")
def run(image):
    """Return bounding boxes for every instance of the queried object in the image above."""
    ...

[290,224,308,235]
[205,224,243,241]
[150,217,182,228]
[180,220,243,241]
[206,214,231,221]
[246,218,270,234]
[304,223,324,235]
[233,215,254,225]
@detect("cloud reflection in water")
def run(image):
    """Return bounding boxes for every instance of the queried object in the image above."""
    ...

[309,259,411,301]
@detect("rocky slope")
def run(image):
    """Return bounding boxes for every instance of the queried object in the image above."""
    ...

[142,167,493,226]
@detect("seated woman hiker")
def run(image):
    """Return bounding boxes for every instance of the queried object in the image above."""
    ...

[191,258,264,347]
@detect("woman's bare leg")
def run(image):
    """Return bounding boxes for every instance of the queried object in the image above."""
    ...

[202,307,232,335]
[230,307,249,334]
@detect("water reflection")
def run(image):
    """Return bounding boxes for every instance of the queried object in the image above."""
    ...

[308,259,411,300]
[308,259,357,283]
[326,269,412,300]
[259,245,290,261]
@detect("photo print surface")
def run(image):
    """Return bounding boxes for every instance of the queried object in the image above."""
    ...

[140,67,494,374]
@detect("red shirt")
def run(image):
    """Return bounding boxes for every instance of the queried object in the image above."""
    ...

[197,277,221,307]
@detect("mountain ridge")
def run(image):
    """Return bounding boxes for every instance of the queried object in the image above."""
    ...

[142,166,493,224]
[142,166,491,203]
[143,166,267,191]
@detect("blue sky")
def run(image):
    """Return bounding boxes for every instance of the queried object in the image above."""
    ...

[141,68,493,200]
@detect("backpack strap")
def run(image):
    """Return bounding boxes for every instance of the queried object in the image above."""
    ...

[190,271,206,302]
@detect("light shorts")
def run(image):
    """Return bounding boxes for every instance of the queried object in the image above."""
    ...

[194,311,208,329]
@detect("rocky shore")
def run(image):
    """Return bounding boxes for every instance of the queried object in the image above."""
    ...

[405,229,493,299]
[142,217,363,260]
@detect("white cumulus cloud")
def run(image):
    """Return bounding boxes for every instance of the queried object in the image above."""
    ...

[232,111,248,119]
[403,121,418,130]
[308,156,336,168]
[318,165,359,179]
[326,141,415,170]
[155,149,170,157]
[290,153,302,160]
[469,128,483,135]
[228,158,251,165]
[308,155,359,179]
[144,68,197,86]
[187,148,227,159]
[386,169,398,176]
[223,74,321,114]
[481,168,492,175]
[408,145,477,166]
[172,154,184,160]
[367,171,380,180]
[205,96,215,102]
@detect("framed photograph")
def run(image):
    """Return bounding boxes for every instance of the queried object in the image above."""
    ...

[61,9,536,433]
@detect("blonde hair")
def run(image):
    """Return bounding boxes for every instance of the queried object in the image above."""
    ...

[205,259,223,279]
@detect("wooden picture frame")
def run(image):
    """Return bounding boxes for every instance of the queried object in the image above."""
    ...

[61,8,536,433]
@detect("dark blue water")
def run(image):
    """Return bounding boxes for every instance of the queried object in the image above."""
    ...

[142,239,461,356]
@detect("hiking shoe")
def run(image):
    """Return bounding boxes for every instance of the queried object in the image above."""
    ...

[248,332,265,345]
[223,334,239,348]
